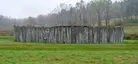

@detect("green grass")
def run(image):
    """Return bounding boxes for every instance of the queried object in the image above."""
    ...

[0,36,14,40]
[1,44,138,50]
[0,36,138,64]
[124,40,138,44]
[0,50,138,64]
[0,36,138,50]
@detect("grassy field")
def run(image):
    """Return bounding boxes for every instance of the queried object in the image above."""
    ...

[0,50,138,64]
[124,26,138,33]
[0,36,138,64]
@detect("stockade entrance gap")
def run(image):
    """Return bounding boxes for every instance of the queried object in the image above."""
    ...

[14,26,124,44]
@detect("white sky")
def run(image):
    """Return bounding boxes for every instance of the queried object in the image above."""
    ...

[0,0,119,18]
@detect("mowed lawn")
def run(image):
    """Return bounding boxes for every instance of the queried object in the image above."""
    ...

[0,36,138,64]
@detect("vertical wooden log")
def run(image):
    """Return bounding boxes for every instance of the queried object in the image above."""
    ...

[56,27,59,43]
[118,27,121,43]
[101,27,103,44]
[121,27,124,43]
[69,27,71,44]
[117,27,119,43]
[14,26,17,42]
[49,28,52,42]
[112,27,114,43]
[53,27,56,43]
[31,27,33,42]
[88,27,91,44]
[115,27,118,43]
[85,27,89,44]
[65,27,68,44]
[54,27,57,43]
[36,27,38,42]
[71,27,73,44]
[101,27,104,44]
[91,27,94,44]
[34,27,36,42]
[104,27,106,43]
[29,27,31,42]
[93,27,97,44]
[63,27,66,44]
[58,27,61,43]
[93,27,95,43]
[35,27,38,42]
[52,27,55,43]
[17,26,19,42]
[88,27,90,44]
[19,26,21,42]
[43,27,46,43]
[27,27,29,42]
[30,27,32,42]
[40,27,43,42]
[61,27,64,44]
[38,27,40,42]
[113,27,115,43]
[66,27,69,44]
[111,27,113,43]
[21,27,23,42]
[16,26,18,42]
[43,27,47,43]
[22,26,24,42]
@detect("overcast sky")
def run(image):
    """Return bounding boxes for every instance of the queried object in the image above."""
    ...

[0,0,120,18]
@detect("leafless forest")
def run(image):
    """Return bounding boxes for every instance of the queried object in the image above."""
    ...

[0,0,138,29]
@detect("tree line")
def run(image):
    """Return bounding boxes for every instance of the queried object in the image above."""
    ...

[0,0,138,29]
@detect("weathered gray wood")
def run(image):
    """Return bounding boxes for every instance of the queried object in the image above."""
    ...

[14,26,124,44]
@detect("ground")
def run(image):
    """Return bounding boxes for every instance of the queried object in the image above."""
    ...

[124,25,138,34]
[0,36,138,64]
[0,50,138,64]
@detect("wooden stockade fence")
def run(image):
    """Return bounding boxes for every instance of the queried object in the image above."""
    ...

[14,26,124,44]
